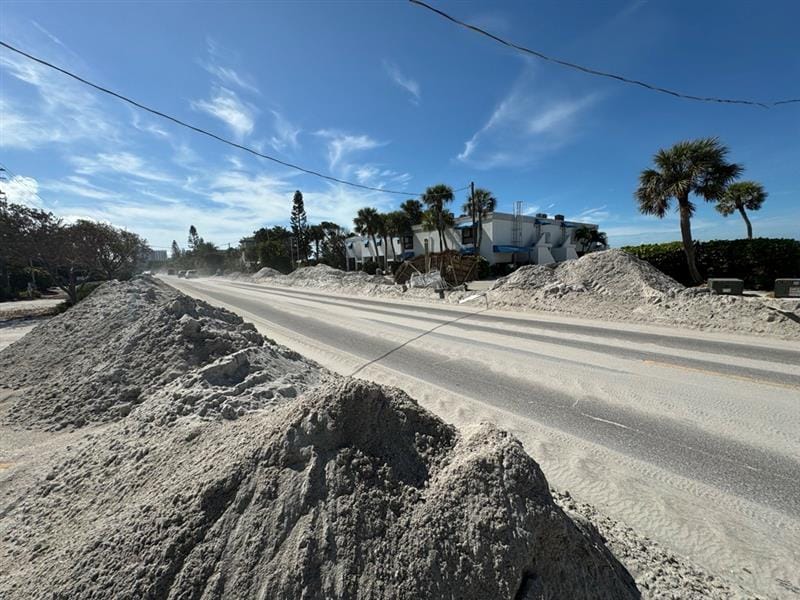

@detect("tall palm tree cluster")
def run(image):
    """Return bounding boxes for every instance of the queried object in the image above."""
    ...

[635,137,768,284]
[353,184,497,271]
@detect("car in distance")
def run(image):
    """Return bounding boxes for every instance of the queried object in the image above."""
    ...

[177,270,186,278]
[185,270,198,279]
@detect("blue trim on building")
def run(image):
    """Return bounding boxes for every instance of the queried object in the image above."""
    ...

[493,245,530,253]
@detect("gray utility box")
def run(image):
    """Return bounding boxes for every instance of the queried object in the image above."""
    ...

[774,279,800,298]
[708,278,744,295]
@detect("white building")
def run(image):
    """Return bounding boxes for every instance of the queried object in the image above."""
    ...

[346,211,602,270]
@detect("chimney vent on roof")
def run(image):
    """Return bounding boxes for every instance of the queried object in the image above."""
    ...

[554,214,565,221]
[535,213,548,218]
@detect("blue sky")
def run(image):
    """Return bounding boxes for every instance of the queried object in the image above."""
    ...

[1,0,798,251]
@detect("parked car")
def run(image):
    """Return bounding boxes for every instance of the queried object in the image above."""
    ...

[167,268,176,276]
[177,270,186,278]
[185,270,198,279]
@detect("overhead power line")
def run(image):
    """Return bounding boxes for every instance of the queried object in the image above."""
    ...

[0,161,51,207]
[409,0,800,108]
[0,40,467,198]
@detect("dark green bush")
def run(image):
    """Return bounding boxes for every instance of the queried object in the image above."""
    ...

[622,238,800,290]
[362,261,379,275]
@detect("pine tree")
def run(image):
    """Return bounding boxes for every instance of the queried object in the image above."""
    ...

[188,225,201,251]
[290,190,310,265]
[170,240,181,259]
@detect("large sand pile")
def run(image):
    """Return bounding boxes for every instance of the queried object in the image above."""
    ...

[487,250,798,338]
[0,278,317,431]
[0,279,639,599]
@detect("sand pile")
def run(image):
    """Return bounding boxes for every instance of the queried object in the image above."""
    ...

[272,264,395,292]
[493,250,683,301]
[487,250,799,339]
[0,278,317,430]
[253,266,281,279]
[0,279,640,599]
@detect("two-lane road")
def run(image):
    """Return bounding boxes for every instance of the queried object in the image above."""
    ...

[167,276,800,598]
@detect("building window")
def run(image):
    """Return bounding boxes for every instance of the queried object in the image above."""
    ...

[402,235,414,250]
[461,227,474,245]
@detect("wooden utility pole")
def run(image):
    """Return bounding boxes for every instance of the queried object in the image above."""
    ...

[470,181,477,256]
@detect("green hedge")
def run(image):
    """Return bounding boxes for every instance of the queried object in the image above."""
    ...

[621,238,800,290]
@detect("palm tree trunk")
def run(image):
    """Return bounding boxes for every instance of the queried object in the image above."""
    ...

[738,206,753,239]
[678,198,703,284]
[370,234,378,267]
[476,213,483,255]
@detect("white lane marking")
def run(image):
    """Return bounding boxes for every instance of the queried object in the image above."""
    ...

[580,413,631,430]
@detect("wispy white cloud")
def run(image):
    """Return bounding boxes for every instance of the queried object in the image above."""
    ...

[315,129,386,173]
[131,112,169,139]
[383,60,421,104]
[71,152,178,184]
[267,110,301,152]
[44,176,118,201]
[570,205,610,222]
[191,87,255,140]
[2,175,42,207]
[0,48,118,149]
[202,38,260,94]
[457,70,599,169]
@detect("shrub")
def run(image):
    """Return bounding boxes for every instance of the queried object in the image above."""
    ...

[362,261,379,275]
[622,238,800,290]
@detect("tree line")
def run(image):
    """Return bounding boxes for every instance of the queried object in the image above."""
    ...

[352,184,498,271]
[0,196,150,304]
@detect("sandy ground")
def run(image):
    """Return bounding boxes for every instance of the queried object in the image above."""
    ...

[0,319,45,352]
[0,298,64,321]
[167,275,800,599]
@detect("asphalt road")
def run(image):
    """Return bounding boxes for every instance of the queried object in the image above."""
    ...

[168,277,800,520]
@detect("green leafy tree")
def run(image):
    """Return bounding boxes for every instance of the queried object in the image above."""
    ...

[573,226,608,254]
[253,226,293,273]
[400,199,424,226]
[462,188,496,252]
[319,221,348,269]
[384,210,411,264]
[290,190,310,265]
[635,138,742,284]
[421,184,454,252]
[421,208,454,253]
[170,240,182,260]
[353,207,381,267]
[307,223,325,262]
[716,181,767,240]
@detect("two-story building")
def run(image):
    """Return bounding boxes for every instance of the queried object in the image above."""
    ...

[345,211,603,270]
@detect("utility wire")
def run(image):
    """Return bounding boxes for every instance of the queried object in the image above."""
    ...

[0,161,51,207]
[0,40,468,197]
[409,0,800,109]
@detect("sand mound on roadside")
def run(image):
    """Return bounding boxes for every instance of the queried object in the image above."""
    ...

[253,266,281,279]
[280,264,394,290]
[0,377,638,599]
[495,249,684,300]
[0,278,317,430]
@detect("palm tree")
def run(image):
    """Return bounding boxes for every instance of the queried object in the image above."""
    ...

[421,184,454,252]
[716,181,766,240]
[635,138,742,284]
[384,210,410,264]
[421,208,454,253]
[573,226,608,253]
[307,224,325,261]
[375,213,390,270]
[400,199,424,225]
[462,188,496,252]
[353,207,381,268]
